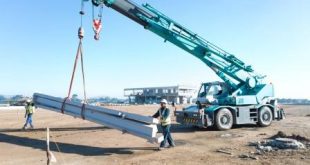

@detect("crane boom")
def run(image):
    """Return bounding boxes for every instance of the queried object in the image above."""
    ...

[90,0,262,93]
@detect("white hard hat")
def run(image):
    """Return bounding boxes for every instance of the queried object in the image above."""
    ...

[160,99,168,104]
[26,99,31,103]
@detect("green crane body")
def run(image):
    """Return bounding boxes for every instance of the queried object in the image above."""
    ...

[87,0,285,130]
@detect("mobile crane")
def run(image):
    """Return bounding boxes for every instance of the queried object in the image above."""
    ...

[86,0,285,130]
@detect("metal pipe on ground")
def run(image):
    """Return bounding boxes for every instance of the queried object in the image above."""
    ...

[33,93,163,143]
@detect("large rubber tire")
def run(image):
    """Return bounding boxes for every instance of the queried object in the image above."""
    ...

[258,106,273,127]
[215,108,233,130]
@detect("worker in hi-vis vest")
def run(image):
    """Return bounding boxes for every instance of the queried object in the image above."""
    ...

[152,99,176,149]
[23,99,35,130]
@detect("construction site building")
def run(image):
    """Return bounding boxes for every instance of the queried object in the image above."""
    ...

[124,85,197,104]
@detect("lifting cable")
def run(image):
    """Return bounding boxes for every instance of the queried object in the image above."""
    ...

[61,0,88,119]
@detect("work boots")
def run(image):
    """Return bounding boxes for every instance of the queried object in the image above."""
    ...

[22,125,34,130]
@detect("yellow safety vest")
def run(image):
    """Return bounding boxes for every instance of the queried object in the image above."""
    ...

[26,105,34,114]
[159,108,171,126]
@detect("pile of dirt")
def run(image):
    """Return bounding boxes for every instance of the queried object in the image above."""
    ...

[269,131,310,143]
[249,131,310,153]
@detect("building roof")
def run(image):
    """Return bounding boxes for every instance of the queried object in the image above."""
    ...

[124,85,197,91]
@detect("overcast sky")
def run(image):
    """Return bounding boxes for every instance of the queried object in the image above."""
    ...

[0,0,309,99]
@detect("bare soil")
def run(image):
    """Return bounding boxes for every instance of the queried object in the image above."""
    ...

[0,105,309,165]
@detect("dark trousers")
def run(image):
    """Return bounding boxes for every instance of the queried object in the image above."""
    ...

[160,124,175,147]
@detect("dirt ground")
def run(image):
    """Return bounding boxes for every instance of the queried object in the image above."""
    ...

[0,104,309,165]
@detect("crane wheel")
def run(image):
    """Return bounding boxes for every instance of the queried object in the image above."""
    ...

[258,106,273,127]
[215,108,233,130]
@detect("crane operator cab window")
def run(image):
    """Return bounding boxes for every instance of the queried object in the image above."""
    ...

[197,83,224,106]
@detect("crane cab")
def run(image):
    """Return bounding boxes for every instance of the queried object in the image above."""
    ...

[196,81,230,108]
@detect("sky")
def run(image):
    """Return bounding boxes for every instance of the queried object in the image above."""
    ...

[0,0,309,99]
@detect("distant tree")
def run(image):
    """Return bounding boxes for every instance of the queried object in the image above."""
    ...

[0,95,6,101]
[71,94,81,103]
[10,95,24,101]
[278,98,310,105]
[0,95,6,104]
[72,94,78,99]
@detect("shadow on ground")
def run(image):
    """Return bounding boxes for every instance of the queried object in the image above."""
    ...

[168,123,261,133]
[0,132,158,156]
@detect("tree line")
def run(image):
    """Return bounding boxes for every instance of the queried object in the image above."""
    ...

[0,94,127,105]
[1,95,309,105]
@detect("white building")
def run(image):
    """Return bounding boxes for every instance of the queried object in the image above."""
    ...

[124,85,197,104]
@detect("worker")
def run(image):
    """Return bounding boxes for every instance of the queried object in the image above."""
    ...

[22,99,35,130]
[153,99,176,149]
[171,101,177,116]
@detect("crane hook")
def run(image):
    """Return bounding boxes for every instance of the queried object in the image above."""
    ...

[92,19,102,40]
[92,3,104,40]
